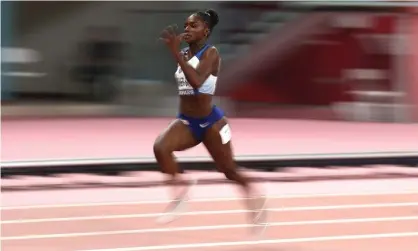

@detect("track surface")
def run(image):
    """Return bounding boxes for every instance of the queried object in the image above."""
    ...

[3,118,418,162]
[2,187,418,251]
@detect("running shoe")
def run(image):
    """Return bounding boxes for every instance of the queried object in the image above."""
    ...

[156,178,198,224]
[249,195,269,236]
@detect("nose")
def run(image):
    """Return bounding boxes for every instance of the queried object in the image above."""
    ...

[184,26,190,32]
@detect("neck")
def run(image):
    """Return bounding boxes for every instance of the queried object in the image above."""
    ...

[189,40,207,55]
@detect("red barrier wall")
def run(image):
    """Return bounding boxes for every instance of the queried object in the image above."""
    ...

[406,8,418,121]
[229,29,367,105]
[228,13,396,106]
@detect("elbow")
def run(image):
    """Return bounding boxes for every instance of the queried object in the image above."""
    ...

[189,78,204,89]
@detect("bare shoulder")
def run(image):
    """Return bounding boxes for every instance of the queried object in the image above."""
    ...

[207,46,219,55]
[202,46,220,60]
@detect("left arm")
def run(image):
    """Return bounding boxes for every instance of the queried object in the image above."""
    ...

[174,47,219,89]
[159,25,219,89]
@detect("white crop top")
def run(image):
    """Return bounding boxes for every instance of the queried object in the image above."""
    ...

[174,44,218,96]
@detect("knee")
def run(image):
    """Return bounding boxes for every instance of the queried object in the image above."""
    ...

[153,138,169,158]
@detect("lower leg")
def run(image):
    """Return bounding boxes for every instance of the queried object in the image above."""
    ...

[154,154,191,224]
[224,168,255,197]
[155,152,192,200]
[224,168,266,217]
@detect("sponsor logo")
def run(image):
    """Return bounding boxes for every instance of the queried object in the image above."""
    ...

[199,122,210,128]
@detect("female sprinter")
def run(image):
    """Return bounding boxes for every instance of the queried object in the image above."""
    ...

[154,9,267,227]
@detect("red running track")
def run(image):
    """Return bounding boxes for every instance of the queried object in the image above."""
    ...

[2,193,418,251]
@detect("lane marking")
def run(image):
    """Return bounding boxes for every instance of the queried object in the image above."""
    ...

[2,190,418,210]
[3,202,418,224]
[3,216,418,241]
[77,232,418,251]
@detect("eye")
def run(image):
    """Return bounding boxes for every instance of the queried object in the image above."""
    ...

[186,22,197,28]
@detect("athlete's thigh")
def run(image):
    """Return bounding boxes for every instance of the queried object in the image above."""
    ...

[202,117,235,171]
[155,119,200,152]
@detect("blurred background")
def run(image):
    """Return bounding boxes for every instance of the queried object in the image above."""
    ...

[2,3,418,250]
[2,0,417,123]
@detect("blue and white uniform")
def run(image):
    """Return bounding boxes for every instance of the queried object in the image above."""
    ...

[174,44,225,142]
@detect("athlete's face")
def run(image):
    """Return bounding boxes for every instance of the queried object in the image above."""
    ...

[183,14,209,44]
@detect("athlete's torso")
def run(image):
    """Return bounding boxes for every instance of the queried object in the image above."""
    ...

[174,44,218,117]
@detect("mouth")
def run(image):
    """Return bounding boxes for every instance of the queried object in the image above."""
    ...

[183,34,192,41]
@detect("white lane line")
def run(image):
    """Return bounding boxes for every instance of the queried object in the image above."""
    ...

[3,202,418,224]
[2,190,418,210]
[77,232,418,251]
[2,216,418,241]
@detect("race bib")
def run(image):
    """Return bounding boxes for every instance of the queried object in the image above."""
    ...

[219,124,232,144]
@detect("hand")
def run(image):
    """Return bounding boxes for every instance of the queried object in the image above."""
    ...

[159,24,184,55]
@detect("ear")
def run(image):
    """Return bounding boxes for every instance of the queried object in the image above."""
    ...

[204,28,210,37]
